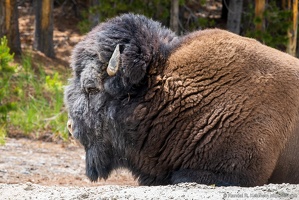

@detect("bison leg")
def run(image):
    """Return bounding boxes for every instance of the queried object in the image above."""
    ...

[171,169,248,186]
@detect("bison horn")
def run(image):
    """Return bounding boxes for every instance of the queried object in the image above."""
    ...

[107,44,121,76]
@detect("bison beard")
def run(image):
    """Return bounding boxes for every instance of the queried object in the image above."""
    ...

[64,13,299,186]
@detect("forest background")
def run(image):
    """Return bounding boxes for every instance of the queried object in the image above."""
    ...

[0,0,298,144]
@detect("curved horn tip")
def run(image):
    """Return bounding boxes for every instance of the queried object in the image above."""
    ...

[107,44,121,76]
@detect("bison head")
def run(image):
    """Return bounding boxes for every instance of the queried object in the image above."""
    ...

[64,13,177,182]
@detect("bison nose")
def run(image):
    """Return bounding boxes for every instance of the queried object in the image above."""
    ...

[67,119,73,136]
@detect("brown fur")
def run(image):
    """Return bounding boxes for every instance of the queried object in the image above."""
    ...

[132,29,299,186]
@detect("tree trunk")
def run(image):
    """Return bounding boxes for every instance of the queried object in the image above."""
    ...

[0,0,5,37]
[221,0,229,20]
[282,0,287,8]
[227,0,243,34]
[34,0,55,58]
[255,0,265,31]
[170,0,179,34]
[286,0,298,56]
[89,0,101,28]
[0,0,21,55]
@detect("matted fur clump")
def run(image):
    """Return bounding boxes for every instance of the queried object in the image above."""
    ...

[64,13,299,186]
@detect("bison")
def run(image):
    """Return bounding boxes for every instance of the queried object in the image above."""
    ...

[64,13,299,187]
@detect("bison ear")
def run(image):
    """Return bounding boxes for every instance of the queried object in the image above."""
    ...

[120,44,151,86]
[107,44,124,76]
[108,42,151,87]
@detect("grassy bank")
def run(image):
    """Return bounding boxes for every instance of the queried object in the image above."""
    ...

[0,37,69,144]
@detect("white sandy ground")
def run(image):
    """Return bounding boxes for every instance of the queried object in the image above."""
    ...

[1,139,298,200]
[0,182,299,200]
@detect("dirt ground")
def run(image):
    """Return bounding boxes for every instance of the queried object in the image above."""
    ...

[1,138,299,200]
[0,138,136,187]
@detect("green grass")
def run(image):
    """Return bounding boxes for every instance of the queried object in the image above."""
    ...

[0,37,17,144]
[7,53,69,141]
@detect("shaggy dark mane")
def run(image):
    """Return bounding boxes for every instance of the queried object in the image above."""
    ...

[71,13,178,96]
[64,13,178,183]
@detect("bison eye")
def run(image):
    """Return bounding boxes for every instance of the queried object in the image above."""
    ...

[84,80,99,94]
